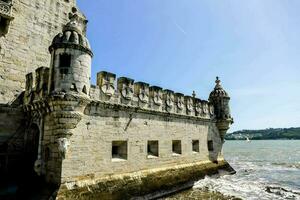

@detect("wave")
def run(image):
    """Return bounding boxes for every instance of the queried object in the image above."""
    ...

[271,162,300,169]
[193,175,300,200]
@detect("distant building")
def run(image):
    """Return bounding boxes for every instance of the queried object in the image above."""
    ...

[0,1,234,199]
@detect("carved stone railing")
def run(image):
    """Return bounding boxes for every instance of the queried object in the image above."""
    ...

[0,0,12,17]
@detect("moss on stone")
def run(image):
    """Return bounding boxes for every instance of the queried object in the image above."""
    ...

[56,160,234,200]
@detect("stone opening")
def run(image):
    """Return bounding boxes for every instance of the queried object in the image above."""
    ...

[192,140,199,153]
[82,85,87,94]
[0,0,13,36]
[59,54,71,74]
[147,140,158,158]
[70,83,77,92]
[0,16,9,36]
[208,140,214,151]
[172,140,182,155]
[112,141,127,161]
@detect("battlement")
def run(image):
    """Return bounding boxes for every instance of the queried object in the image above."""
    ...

[90,71,215,119]
[24,67,50,105]
[23,68,215,120]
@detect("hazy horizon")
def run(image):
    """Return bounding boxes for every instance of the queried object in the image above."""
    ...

[77,0,300,132]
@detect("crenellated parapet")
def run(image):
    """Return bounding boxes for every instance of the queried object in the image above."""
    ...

[134,82,150,108]
[90,71,215,120]
[24,67,50,106]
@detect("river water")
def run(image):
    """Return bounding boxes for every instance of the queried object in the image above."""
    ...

[167,140,300,200]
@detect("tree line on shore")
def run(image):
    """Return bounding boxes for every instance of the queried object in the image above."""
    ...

[225,127,300,140]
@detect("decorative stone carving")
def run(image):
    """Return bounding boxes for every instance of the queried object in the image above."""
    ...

[134,82,149,104]
[209,104,215,116]
[149,86,163,106]
[97,71,116,99]
[202,101,209,117]
[117,77,134,102]
[0,0,12,15]
[195,99,202,116]
[57,138,70,159]
[184,96,194,115]
[149,86,163,111]
[163,90,174,112]
[34,159,45,176]
[174,93,184,113]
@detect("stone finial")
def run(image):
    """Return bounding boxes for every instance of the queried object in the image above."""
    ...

[216,76,220,85]
[49,7,92,56]
[192,91,196,98]
[64,7,82,34]
[214,76,224,90]
[209,76,229,98]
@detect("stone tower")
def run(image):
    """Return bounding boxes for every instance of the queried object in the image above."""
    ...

[209,77,233,141]
[48,10,93,96]
[0,0,82,103]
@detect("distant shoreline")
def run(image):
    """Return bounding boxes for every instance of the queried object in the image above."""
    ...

[225,127,300,140]
[225,139,300,140]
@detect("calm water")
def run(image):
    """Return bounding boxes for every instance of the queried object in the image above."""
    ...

[192,140,300,200]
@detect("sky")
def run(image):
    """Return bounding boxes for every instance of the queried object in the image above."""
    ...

[77,0,300,132]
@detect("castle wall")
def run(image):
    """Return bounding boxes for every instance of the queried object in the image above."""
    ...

[0,104,24,146]
[56,103,223,183]
[43,102,228,199]
[0,0,78,103]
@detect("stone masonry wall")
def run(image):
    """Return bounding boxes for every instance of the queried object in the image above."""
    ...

[57,104,223,184]
[0,0,79,103]
[0,104,24,146]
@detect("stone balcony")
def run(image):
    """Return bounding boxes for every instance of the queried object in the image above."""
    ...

[0,0,13,36]
[0,0,12,17]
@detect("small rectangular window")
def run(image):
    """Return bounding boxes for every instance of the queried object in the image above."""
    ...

[172,140,182,155]
[59,54,71,74]
[192,140,199,153]
[112,141,127,161]
[147,140,159,158]
[208,140,214,151]
[0,17,9,36]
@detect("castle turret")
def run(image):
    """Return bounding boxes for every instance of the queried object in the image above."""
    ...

[209,77,233,141]
[48,10,93,97]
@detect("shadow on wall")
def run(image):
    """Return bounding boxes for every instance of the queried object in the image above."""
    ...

[208,140,219,164]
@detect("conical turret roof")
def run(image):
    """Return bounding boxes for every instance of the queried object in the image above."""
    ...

[49,10,93,56]
[209,77,229,99]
